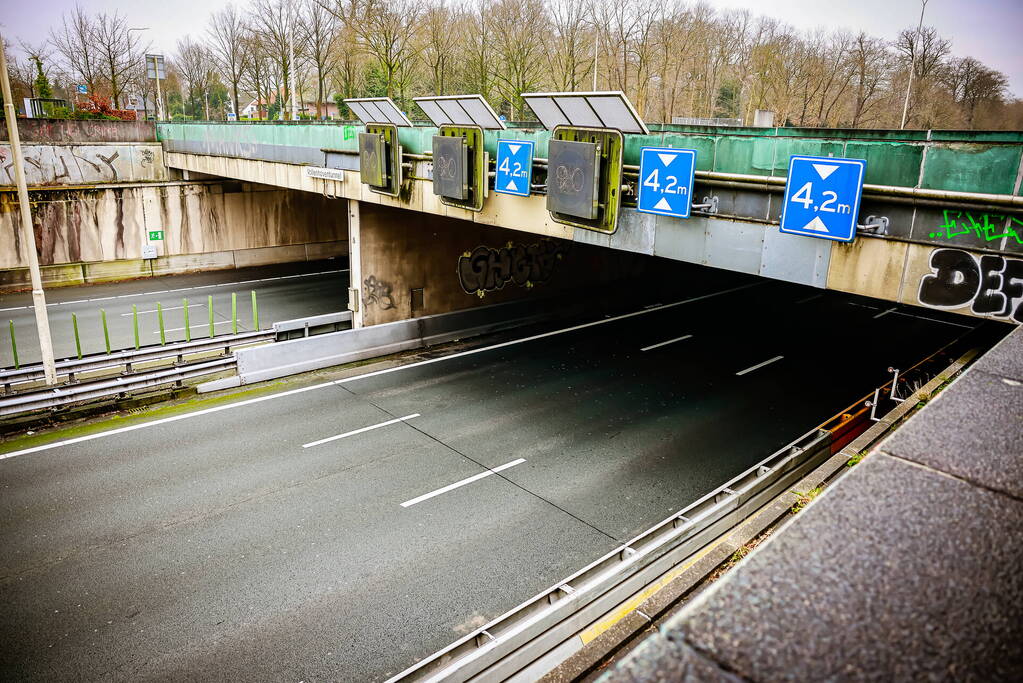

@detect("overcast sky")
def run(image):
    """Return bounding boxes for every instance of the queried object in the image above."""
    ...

[3,0,1022,96]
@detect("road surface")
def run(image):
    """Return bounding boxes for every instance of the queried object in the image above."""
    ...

[0,259,350,367]
[0,277,980,681]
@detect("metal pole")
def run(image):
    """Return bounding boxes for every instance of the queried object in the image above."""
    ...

[154,56,164,121]
[0,35,57,384]
[592,30,598,91]
[900,0,928,130]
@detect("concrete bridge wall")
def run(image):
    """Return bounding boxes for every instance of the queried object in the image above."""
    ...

[0,124,350,292]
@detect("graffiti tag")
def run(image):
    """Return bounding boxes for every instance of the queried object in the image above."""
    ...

[930,210,1023,246]
[918,248,1023,322]
[363,275,396,310]
[457,240,565,296]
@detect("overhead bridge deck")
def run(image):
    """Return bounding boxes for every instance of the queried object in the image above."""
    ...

[158,121,1023,326]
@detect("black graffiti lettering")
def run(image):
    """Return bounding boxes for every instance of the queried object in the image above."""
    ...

[972,255,1007,315]
[363,275,396,310]
[457,239,566,295]
[918,249,981,308]
[1001,258,1023,322]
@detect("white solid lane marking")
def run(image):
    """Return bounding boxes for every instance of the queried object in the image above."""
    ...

[873,307,896,319]
[891,310,974,328]
[640,334,693,352]
[7,269,350,311]
[736,355,784,376]
[153,320,233,333]
[337,283,763,387]
[795,294,823,304]
[123,303,207,316]
[0,282,764,461]
[302,414,420,448]
[400,458,526,508]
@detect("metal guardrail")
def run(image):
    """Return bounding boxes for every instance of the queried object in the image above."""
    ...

[391,330,981,682]
[0,357,237,417]
[0,330,274,391]
[390,427,836,682]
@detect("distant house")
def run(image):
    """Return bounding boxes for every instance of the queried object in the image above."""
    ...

[241,96,341,120]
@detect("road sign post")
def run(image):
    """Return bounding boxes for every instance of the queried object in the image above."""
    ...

[495,140,534,197]
[637,148,697,218]
[780,155,866,242]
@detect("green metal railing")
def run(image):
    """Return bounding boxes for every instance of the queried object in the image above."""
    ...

[3,291,262,369]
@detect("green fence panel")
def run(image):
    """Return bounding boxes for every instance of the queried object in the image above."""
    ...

[921,144,1022,194]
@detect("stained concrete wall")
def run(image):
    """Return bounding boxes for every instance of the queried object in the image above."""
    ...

[0,119,156,143]
[1,182,348,290]
[0,142,167,186]
[357,202,647,326]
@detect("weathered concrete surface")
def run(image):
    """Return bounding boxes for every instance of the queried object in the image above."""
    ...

[0,143,166,186]
[601,324,1023,683]
[1,183,348,282]
[0,119,156,143]
[357,203,647,326]
[164,150,1023,325]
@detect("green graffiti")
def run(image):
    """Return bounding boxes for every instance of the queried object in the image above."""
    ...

[929,210,1023,244]
[343,125,355,141]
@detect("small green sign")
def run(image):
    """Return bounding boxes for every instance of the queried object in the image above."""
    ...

[343,125,355,141]
[148,230,164,241]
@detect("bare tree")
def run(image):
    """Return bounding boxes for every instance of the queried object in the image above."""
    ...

[420,0,453,96]
[208,3,250,119]
[251,0,301,118]
[92,11,146,107]
[849,32,892,127]
[490,0,548,118]
[542,0,592,92]
[175,36,214,118]
[300,0,340,117]
[322,0,424,102]
[49,7,101,95]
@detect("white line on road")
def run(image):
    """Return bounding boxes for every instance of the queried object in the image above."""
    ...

[123,304,207,316]
[400,458,526,508]
[873,307,897,319]
[0,282,764,461]
[640,334,693,352]
[795,294,823,304]
[890,310,974,328]
[302,414,420,448]
[336,283,764,387]
[736,355,784,376]
[0,269,349,312]
[153,320,234,334]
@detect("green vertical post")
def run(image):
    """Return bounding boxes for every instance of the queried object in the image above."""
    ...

[231,292,238,334]
[100,309,111,354]
[182,298,191,342]
[9,320,18,369]
[157,302,166,345]
[132,304,140,349]
[251,290,259,330]
[72,313,82,359]
[208,295,214,337]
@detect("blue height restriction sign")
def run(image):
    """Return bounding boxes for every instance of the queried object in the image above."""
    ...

[495,139,534,196]
[780,155,866,242]
[637,148,697,218]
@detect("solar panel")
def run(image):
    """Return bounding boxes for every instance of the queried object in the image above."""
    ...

[343,97,413,127]
[521,91,649,134]
[414,95,506,130]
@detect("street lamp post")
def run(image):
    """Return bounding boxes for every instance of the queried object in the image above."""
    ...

[0,34,57,384]
[900,0,929,130]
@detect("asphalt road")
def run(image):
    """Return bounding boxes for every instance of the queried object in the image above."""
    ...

[0,259,350,367]
[0,277,979,681]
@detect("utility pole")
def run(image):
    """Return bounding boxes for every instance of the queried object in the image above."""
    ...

[900,0,929,130]
[0,35,57,384]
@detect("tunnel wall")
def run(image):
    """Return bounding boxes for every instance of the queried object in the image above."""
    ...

[0,182,348,291]
[357,203,648,326]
